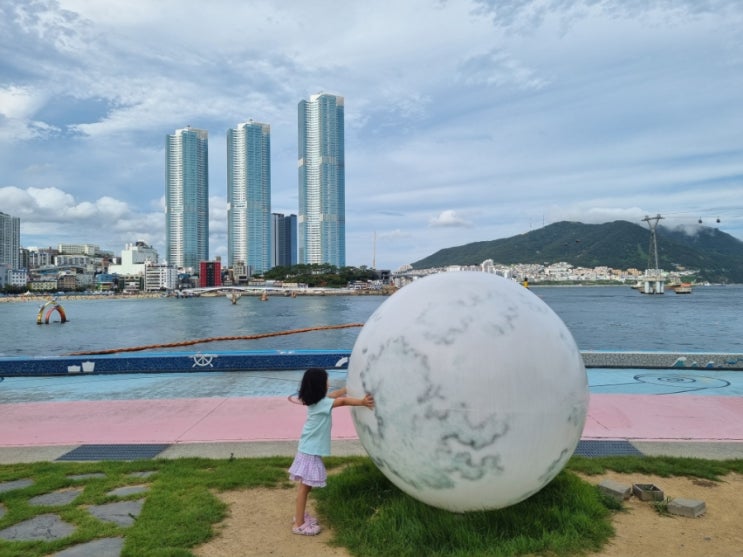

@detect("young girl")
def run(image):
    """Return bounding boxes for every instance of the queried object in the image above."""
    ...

[289,367,374,536]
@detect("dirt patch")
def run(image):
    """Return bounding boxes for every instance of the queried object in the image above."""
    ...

[584,472,743,557]
[193,487,350,557]
[194,473,743,557]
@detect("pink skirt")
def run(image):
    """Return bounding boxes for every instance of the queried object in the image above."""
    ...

[289,451,327,487]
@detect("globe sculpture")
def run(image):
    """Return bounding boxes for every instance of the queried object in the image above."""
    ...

[347,272,588,512]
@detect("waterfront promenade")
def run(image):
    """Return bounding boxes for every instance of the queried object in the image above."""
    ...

[1,367,742,463]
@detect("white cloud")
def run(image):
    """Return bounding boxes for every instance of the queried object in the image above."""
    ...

[458,49,549,90]
[0,85,46,119]
[1,186,162,253]
[429,210,473,228]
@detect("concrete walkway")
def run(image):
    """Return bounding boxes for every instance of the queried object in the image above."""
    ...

[1,392,742,463]
[1,367,743,462]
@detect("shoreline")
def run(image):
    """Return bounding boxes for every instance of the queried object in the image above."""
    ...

[2,281,737,304]
[0,290,392,303]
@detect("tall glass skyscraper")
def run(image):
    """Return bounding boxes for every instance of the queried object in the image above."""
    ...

[298,93,345,267]
[165,126,209,272]
[0,211,20,269]
[227,121,271,274]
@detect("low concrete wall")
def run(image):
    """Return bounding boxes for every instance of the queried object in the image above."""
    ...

[582,351,743,370]
[1,350,742,377]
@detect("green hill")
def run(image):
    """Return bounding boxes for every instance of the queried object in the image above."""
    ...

[411,220,743,283]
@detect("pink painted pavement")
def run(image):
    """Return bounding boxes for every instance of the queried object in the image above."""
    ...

[0,397,357,446]
[2,393,743,447]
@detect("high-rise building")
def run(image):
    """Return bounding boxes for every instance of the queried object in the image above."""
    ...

[199,260,222,287]
[227,121,271,274]
[271,213,297,268]
[107,241,159,276]
[298,93,345,267]
[0,211,20,269]
[165,126,209,272]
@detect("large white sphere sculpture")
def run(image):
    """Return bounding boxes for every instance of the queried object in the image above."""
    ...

[347,272,588,512]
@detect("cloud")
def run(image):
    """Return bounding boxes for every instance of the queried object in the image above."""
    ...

[1,0,742,271]
[1,186,162,252]
[458,49,549,90]
[429,210,473,228]
[0,85,60,140]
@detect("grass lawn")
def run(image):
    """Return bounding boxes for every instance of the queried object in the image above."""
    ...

[0,456,741,557]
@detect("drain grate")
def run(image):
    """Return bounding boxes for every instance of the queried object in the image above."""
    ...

[574,440,644,458]
[57,444,171,461]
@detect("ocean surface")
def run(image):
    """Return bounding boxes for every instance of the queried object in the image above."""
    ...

[0,284,741,359]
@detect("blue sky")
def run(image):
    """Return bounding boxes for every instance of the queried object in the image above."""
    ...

[1,0,742,271]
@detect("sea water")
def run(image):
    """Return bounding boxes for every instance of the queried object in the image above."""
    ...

[0,285,741,358]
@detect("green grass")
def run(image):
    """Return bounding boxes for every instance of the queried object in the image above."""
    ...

[315,460,613,557]
[566,455,743,480]
[0,457,292,557]
[0,455,741,557]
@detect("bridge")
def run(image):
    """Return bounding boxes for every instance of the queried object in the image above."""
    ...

[175,285,356,296]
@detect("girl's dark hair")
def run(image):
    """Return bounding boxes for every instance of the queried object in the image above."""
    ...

[298,368,329,406]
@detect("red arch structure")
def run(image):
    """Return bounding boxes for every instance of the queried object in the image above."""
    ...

[37,300,67,324]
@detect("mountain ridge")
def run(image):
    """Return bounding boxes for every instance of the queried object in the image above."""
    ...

[410,220,743,283]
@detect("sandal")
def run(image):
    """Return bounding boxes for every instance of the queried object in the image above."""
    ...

[292,522,321,536]
[291,513,319,526]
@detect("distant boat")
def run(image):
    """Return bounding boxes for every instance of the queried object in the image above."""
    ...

[672,283,693,294]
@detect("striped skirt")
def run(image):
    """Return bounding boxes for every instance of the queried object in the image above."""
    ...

[289,451,327,487]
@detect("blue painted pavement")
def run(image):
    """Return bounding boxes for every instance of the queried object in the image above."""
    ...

[2,367,742,404]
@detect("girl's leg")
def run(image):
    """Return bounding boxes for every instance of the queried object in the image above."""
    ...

[294,482,313,527]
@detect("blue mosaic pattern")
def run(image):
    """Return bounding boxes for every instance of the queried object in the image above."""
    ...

[0,350,351,377]
[1,350,742,377]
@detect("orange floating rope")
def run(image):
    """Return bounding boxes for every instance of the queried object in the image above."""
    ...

[68,323,364,356]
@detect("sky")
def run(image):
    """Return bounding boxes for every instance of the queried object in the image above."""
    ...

[1,0,742,272]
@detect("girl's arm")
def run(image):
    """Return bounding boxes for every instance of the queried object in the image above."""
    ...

[332,392,374,409]
[328,386,347,399]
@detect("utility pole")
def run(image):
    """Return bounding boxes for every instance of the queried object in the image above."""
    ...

[642,214,664,271]
[640,214,665,294]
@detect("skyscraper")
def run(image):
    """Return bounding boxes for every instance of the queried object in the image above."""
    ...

[271,213,297,268]
[298,93,345,267]
[227,121,271,274]
[165,126,209,272]
[0,211,20,269]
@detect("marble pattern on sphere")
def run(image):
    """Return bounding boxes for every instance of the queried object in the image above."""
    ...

[349,272,588,512]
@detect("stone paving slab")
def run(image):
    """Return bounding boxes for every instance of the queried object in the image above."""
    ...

[87,499,145,527]
[30,487,83,506]
[68,473,106,481]
[0,474,147,555]
[107,484,149,497]
[51,537,124,557]
[0,478,33,493]
[0,513,75,541]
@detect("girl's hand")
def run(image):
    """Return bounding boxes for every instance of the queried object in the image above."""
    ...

[362,394,375,409]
